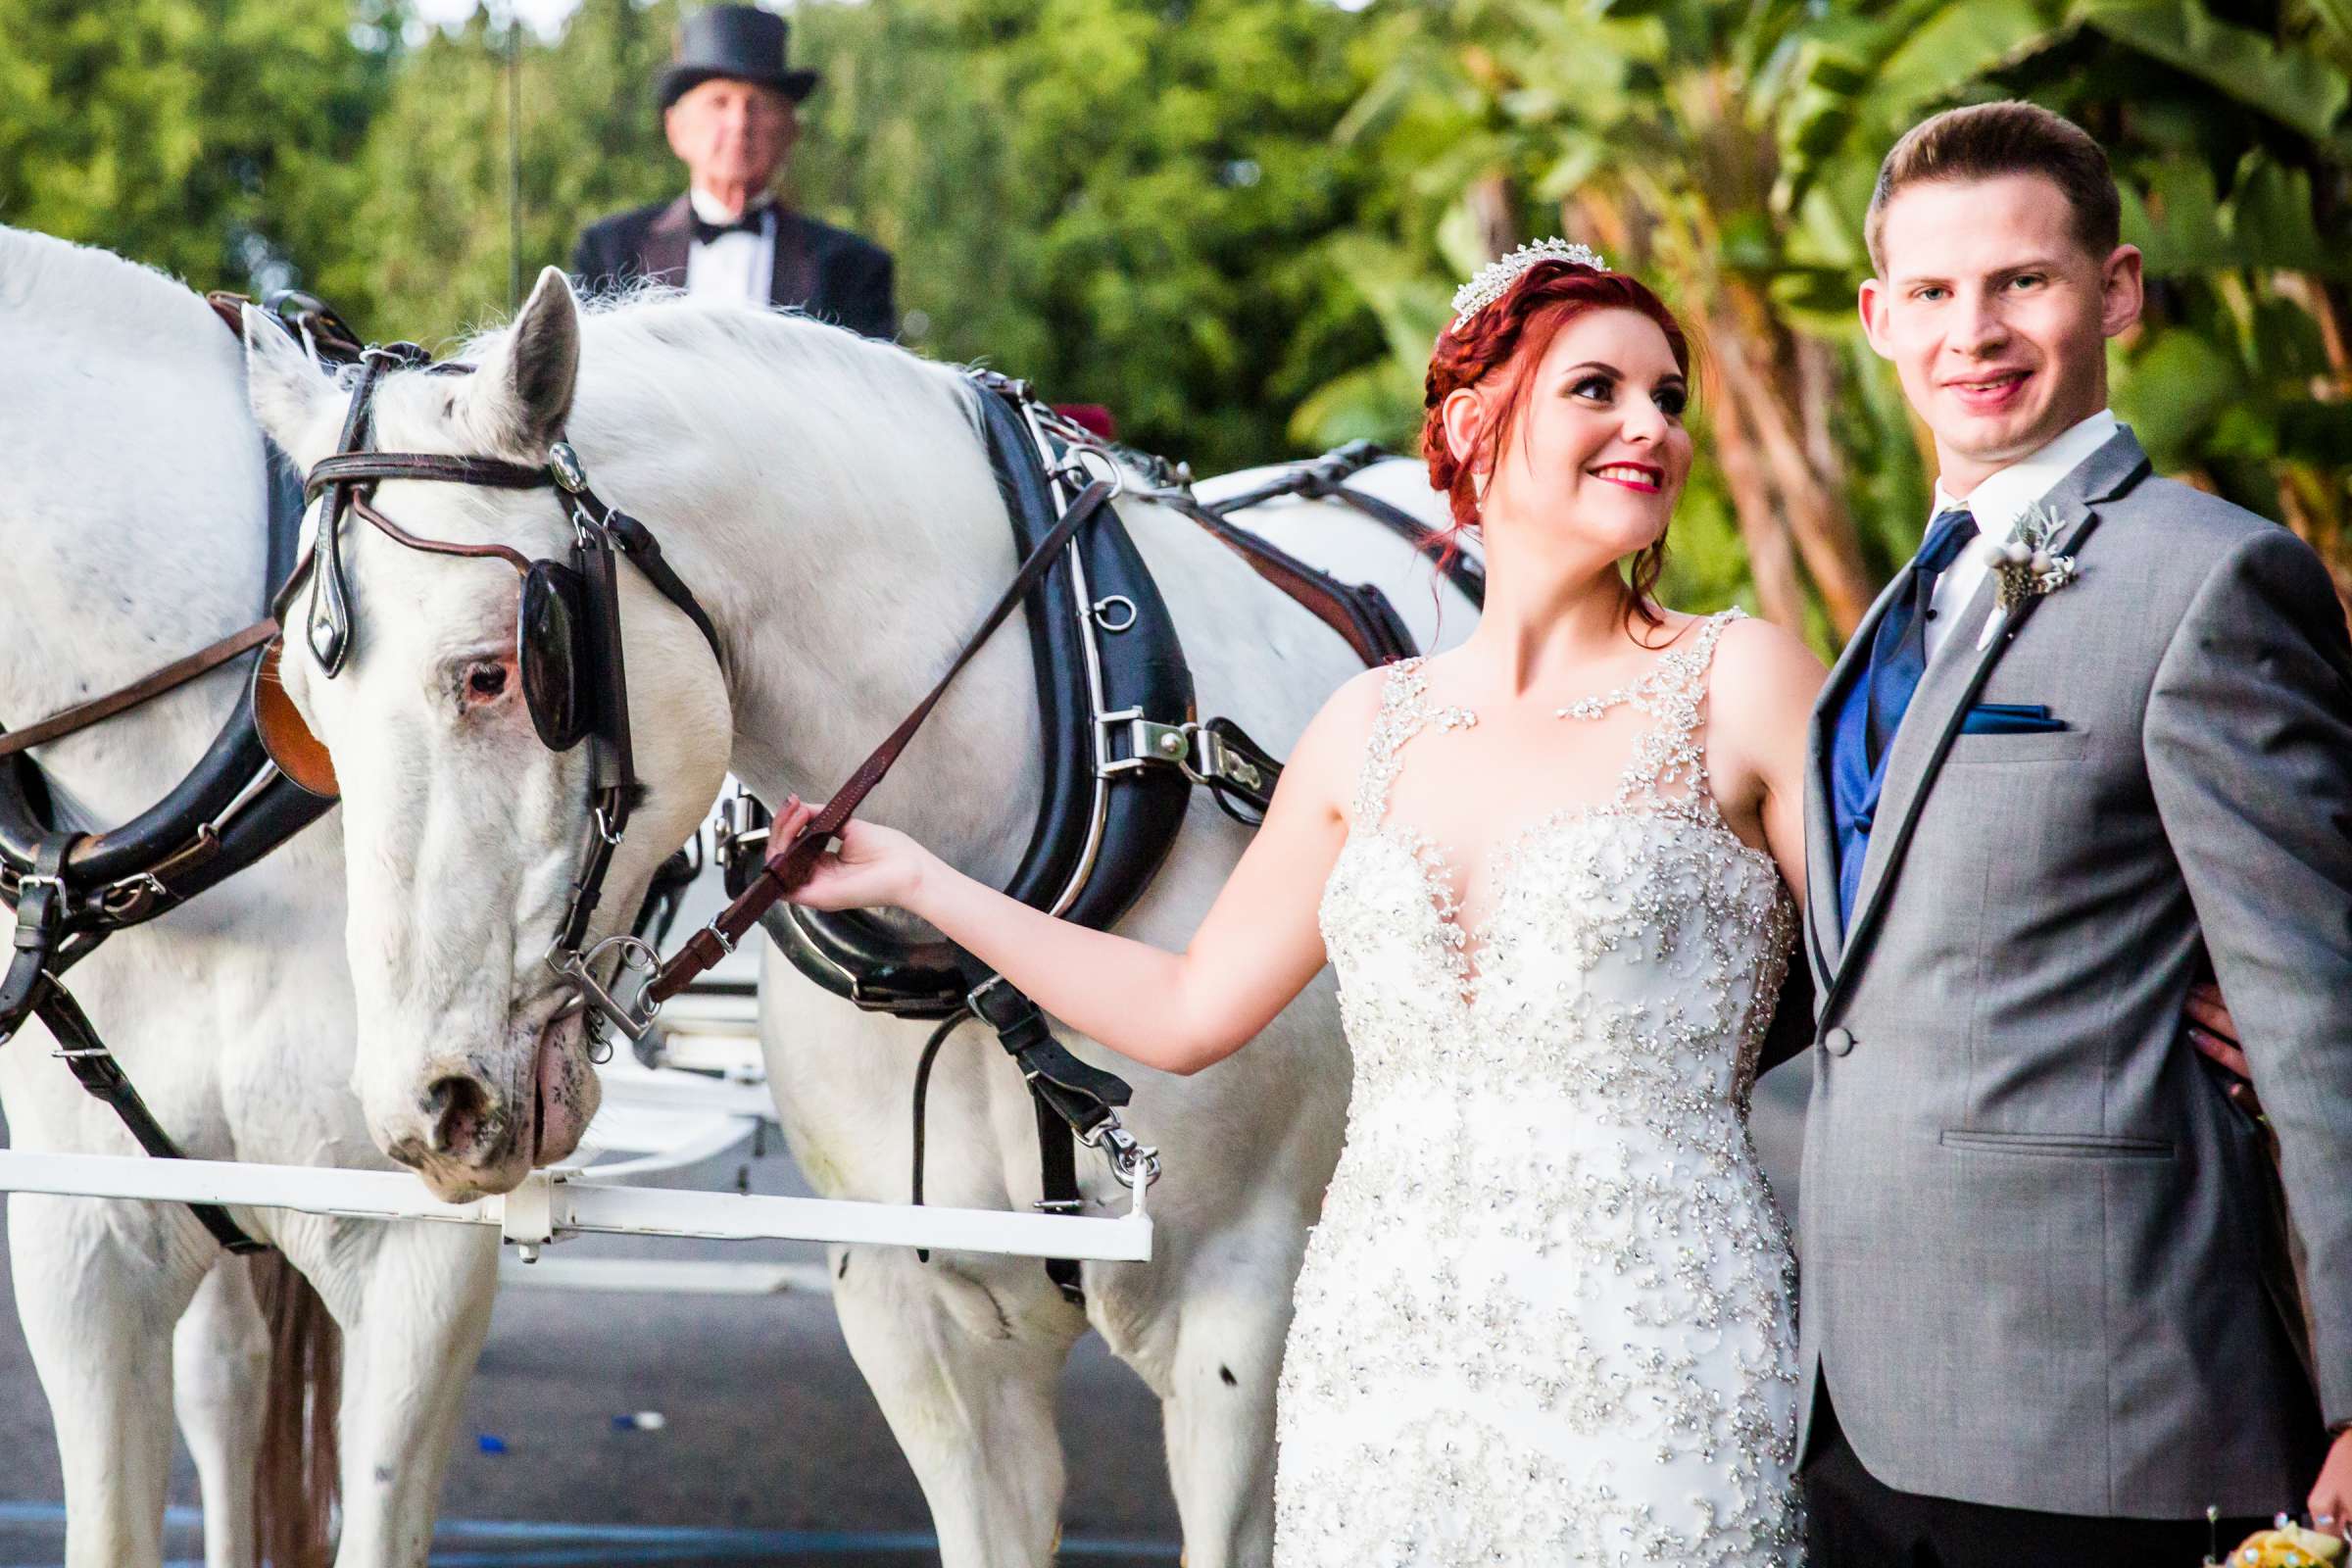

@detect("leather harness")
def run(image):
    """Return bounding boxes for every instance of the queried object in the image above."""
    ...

[4,308,1463,1295]
[688,378,1457,1305]
[0,294,363,1253]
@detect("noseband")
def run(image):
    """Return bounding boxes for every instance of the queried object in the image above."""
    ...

[284,346,724,1033]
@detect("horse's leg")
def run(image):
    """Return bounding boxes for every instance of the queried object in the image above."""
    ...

[172,1255,270,1568]
[1129,1225,1298,1568]
[9,1193,214,1568]
[829,1244,1084,1568]
[272,1215,497,1568]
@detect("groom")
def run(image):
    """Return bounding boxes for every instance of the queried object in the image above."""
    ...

[1797,101,2352,1561]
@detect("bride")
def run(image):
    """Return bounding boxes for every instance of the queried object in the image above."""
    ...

[774,244,1826,1565]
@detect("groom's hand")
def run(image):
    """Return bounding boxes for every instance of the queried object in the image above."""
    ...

[2313,1426,2352,1540]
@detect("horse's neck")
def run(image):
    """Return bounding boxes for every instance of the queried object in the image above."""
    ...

[1,280,276,825]
[699,431,1046,886]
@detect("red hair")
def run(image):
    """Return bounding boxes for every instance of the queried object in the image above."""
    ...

[1420,260,1692,626]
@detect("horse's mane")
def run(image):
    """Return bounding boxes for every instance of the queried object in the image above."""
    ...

[424,290,997,571]
[0,224,223,353]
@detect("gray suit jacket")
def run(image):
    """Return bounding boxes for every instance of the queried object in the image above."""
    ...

[1797,426,2352,1517]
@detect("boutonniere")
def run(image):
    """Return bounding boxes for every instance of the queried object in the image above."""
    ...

[1980,502,2080,613]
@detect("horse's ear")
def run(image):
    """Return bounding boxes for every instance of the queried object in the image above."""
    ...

[465,266,579,458]
[242,304,336,457]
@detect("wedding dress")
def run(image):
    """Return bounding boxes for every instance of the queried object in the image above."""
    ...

[1275,609,1802,1567]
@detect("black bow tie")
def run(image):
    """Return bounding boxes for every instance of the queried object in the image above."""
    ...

[690,206,770,246]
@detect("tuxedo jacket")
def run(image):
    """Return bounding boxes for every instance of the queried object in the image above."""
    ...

[1796,425,2352,1517]
[569,195,896,340]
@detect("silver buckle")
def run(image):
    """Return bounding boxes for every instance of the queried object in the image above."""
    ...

[1197,729,1264,794]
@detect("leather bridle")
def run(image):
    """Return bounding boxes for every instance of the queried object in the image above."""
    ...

[284,347,1161,1203]
[276,345,726,1036]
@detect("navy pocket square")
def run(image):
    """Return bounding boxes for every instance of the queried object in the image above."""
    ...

[1961,703,2069,736]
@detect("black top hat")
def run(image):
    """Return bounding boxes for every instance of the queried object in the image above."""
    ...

[659,6,819,111]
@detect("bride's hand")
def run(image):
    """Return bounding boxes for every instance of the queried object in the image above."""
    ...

[770,795,930,913]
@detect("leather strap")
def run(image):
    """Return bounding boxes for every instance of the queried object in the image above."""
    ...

[961,957,1123,1310]
[647,480,1119,1004]
[1201,440,1486,611]
[0,620,277,760]
[1166,495,1416,667]
[0,833,75,1040]
[1035,1089,1085,1305]
[305,451,551,496]
[31,977,267,1253]
[598,504,726,668]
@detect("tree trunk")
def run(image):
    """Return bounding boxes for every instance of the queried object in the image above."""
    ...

[1707,316,1878,636]
[1467,171,1516,263]
[1709,392,1807,633]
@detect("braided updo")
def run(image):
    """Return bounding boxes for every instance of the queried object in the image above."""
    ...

[1420,259,1692,624]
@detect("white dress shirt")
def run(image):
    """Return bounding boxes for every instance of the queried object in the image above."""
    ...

[1924,408,2118,662]
[682,187,775,307]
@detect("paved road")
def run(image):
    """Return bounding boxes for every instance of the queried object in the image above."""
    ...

[0,1047,1807,1567]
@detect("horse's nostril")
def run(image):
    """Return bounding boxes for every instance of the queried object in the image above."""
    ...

[423,1074,495,1160]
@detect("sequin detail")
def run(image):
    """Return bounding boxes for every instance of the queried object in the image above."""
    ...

[1278,610,1800,1568]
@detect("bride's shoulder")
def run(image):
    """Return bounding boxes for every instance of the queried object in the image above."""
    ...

[1699,612,1827,770]
[1706,612,1826,693]
[1300,663,1396,752]
[1278,664,1411,808]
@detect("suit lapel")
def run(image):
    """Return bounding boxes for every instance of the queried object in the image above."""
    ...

[1817,427,2151,1022]
[1803,571,1910,984]
[640,196,693,288]
[769,210,817,312]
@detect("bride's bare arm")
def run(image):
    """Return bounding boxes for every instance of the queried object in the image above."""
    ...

[1706,615,1828,906]
[776,670,1385,1077]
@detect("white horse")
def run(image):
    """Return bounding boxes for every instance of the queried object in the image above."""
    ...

[1,226,500,1567]
[243,269,1475,1566]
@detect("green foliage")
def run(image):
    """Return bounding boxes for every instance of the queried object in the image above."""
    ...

[0,0,387,292]
[6,0,2351,612]
[343,0,684,342]
[794,0,1398,470]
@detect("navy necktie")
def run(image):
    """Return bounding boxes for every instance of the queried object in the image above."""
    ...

[1863,507,1979,768]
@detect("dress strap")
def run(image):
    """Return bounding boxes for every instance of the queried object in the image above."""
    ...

[1608,608,1743,810]
[1351,658,1475,825]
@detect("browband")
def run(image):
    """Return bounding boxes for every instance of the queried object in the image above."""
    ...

[305,452,552,496]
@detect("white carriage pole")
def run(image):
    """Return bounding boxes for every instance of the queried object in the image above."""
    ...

[0,1150,1152,1262]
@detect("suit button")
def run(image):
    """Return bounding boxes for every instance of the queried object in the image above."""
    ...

[1822,1027,1855,1057]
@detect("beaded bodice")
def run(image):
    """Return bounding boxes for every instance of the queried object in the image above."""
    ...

[1321,610,1793,1109]
[1274,609,1803,1568]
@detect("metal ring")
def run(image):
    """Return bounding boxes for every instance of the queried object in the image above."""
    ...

[1091,595,1137,633]
[1061,445,1126,498]
[583,933,661,974]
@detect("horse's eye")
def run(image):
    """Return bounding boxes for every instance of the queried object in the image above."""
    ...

[466,663,509,701]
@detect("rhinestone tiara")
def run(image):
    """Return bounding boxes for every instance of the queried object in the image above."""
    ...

[1447,238,1608,328]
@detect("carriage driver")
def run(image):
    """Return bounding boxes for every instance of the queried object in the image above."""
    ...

[571,4,896,338]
